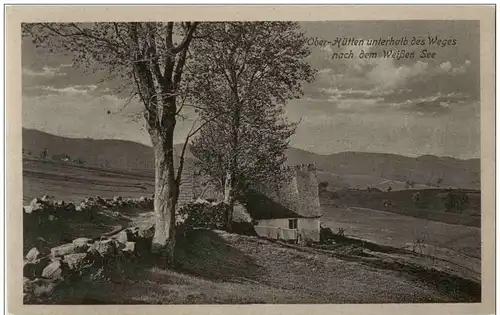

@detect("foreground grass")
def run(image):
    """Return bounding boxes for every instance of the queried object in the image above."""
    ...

[43,229,479,304]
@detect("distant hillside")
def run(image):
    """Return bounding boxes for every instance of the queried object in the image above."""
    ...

[22,128,480,189]
[285,148,480,190]
[22,128,196,171]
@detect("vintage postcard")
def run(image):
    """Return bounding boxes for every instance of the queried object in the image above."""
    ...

[5,4,495,315]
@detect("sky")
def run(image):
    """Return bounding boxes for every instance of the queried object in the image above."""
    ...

[22,21,480,159]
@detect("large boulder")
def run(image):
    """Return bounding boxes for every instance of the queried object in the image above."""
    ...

[126,226,154,252]
[111,226,153,244]
[63,253,90,271]
[112,230,131,243]
[23,205,34,214]
[41,194,55,206]
[41,260,64,280]
[73,237,92,246]
[77,201,91,211]
[50,243,89,258]
[29,198,46,212]
[122,241,136,254]
[25,247,41,262]
[88,239,116,257]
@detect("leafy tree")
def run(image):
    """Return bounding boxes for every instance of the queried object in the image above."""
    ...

[319,181,329,192]
[40,148,48,160]
[412,191,421,206]
[443,190,469,213]
[23,22,199,264]
[436,177,443,188]
[186,22,315,230]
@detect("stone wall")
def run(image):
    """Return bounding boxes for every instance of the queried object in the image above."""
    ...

[23,219,155,303]
[23,194,154,216]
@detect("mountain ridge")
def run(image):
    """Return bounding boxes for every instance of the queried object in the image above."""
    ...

[22,128,480,189]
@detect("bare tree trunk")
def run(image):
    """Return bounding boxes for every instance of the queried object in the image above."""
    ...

[223,169,235,230]
[223,90,240,231]
[150,121,179,265]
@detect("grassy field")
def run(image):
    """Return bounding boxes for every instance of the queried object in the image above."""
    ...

[320,205,481,281]
[321,188,481,227]
[23,158,155,204]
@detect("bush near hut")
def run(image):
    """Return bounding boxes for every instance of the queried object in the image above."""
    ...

[177,200,228,230]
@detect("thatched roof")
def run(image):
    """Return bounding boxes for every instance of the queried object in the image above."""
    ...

[239,170,321,220]
[239,190,304,220]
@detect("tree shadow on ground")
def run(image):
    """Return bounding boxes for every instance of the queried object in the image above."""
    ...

[49,229,263,305]
[174,229,263,282]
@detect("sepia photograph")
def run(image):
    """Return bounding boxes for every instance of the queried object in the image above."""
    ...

[5,4,495,315]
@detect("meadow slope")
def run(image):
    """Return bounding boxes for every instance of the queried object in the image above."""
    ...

[22,158,481,303]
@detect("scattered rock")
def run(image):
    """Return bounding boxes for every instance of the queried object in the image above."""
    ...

[23,277,33,292]
[137,226,155,240]
[41,194,55,206]
[113,230,130,243]
[78,201,91,211]
[32,278,57,297]
[95,196,107,206]
[113,240,126,252]
[51,243,88,257]
[54,200,66,208]
[29,198,46,212]
[122,241,136,253]
[41,260,63,280]
[25,247,41,262]
[73,237,92,246]
[23,205,34,214]
[113,196,122,202]
[63,253,89,270]
[88,239,116,257]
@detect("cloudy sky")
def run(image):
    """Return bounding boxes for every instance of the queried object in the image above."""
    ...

[22,21,480,159]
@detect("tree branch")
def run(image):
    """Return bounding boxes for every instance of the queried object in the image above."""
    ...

[175,110,228,184]
[172,22,199,54]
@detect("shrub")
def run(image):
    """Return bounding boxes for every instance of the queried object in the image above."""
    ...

[319,225,335,243]
[442,190,469,213]
[176,200,228,230]
[318,181,329,192]
[412,192,421,205]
